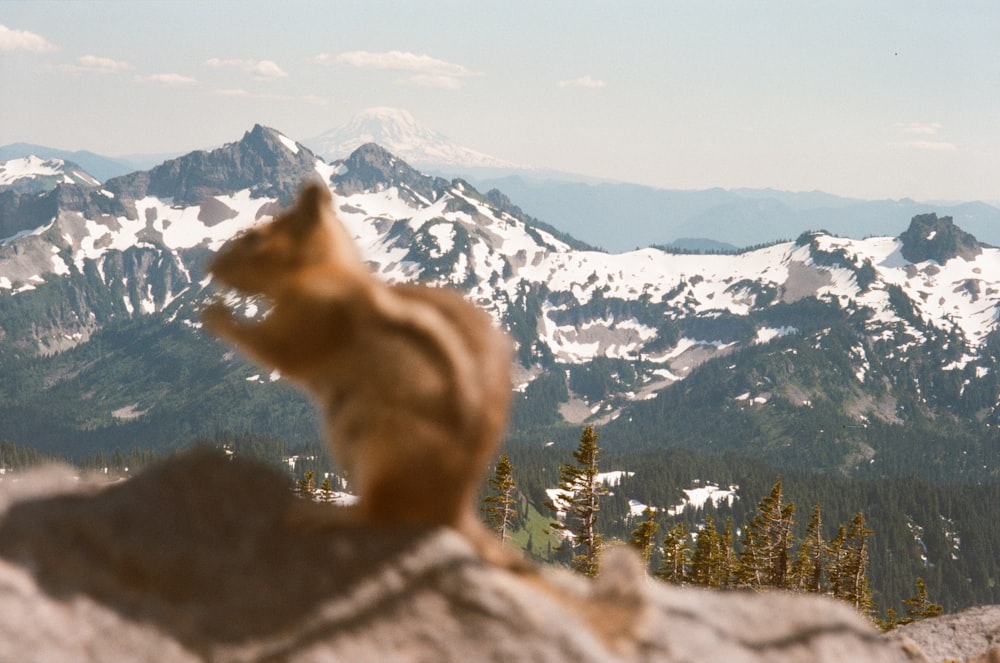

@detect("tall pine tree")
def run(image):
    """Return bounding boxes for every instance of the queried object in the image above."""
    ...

[690,514,722,587]
[482,454,518,544]
[838,512,875,617]
[546,426,608,577]
[792,504,827,593]
[738,479,795,589]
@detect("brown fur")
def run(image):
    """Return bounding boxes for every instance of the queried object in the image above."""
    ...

[203,182,646,650]
[202,182,516,565]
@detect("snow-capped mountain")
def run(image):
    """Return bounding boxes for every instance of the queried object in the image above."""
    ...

[0,127,998,483]
[0,156,101,193]
[305,107,522,170]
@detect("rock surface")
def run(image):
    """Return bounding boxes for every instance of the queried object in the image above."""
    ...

[0,451,915,662]
[892,605,1000,662]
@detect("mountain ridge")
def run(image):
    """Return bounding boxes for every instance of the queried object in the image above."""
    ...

[0,127,996,484]
[8,108,999,252]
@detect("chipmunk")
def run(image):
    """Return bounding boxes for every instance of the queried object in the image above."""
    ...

[202,182,649,652]
[201,181,517,567]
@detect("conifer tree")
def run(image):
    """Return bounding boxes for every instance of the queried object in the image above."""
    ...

[878,608,901,632]
[482,454,518,543]
[901,577,943,623]
[718,517,739,589]
[629,507,660,567]
[318,475,335,503]
[546,426,608,577]
[839,512,875,617]
[657,522,691,585]
[690,514,724,587]
[738,479,795,589]
[296,469,316,499]
[826,523,849,599]
[793,504,827,593]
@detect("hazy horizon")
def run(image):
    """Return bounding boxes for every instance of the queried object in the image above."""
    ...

[1,1,997,203]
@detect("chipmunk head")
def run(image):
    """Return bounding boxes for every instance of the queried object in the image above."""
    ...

[208,182,361,297]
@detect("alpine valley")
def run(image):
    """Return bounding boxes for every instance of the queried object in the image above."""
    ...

[1,125,999,613]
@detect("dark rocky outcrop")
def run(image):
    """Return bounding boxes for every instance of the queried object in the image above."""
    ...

[899,213,982,264]
[0,451,915,662]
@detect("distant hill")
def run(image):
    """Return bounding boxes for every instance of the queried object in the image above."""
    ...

[0,143,179,182]
[468,175,1000,253]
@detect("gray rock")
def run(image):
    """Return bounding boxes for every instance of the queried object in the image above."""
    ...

[892,605,1000,662]
[0,451,912,662]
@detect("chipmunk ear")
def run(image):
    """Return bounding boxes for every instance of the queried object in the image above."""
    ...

[285,181,332,234]
[299,181,332,209]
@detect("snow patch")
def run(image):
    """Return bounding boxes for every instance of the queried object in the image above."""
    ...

[755,326,798,344]
[666,481,739,516]
[277,133,299,154]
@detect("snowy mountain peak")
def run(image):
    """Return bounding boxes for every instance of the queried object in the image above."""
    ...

[242,124,304,158]
[106,124,321,205]
[332,142,450,202]
[306,107,522,169]
[0,155,101,193]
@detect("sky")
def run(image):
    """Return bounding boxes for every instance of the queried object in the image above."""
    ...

[1,1,998,202]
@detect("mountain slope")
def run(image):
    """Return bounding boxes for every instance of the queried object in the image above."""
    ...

[0,130,996,485]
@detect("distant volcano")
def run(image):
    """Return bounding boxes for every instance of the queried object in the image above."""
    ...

[305,107,523,170]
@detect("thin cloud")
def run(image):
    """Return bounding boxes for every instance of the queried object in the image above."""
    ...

[307,53,333,65]
[895,140,958,152]
[407,74,464,90]
[214,88,326,105]
[890,121,955,151]
[205,58,288,80]
[0,24,58,53]
[557,75,606,89]
[328,50,475,88]
[895,122,942,136]
[58,55,133,74]
[135,73,197,86]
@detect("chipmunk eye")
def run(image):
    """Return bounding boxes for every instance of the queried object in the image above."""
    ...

[240,231,265,248]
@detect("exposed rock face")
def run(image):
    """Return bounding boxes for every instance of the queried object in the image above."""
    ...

[108,125,318,206]
[333,142,450,203]
[899,213,982,264]
[0,451,914,662]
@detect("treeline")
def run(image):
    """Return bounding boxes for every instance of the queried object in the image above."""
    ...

[0,434,328,480]
[636,483,939,629]
[493,427,1000,620]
